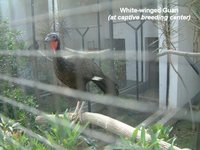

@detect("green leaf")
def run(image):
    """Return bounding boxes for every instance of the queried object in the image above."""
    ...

[141,127,146,147]
[131,128,139,142]
[147,140,160,150]
[168,137,176,150]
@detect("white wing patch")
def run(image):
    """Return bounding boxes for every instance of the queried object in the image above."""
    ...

[92,76,103,81]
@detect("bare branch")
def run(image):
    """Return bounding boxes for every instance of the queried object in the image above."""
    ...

[157,50,200,57]
[36,112,181,150]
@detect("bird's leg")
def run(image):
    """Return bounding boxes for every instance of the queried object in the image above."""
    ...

[71,101,81,121]
[74,101,81,115]
[78,101,85,122]
[70,101,81,127]
[71,101,85,124]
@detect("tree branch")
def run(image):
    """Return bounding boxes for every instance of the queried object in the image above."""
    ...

[35,112,181,150]
[158,50,200,57]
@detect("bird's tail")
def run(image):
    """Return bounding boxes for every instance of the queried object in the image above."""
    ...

[92,76,119,95]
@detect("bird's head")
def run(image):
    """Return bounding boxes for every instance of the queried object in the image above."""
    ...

[45,32,60,53]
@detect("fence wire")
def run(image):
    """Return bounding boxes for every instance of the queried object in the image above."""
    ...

[0,49,158,149]
[0,0,199,149]
[0,49,199,148]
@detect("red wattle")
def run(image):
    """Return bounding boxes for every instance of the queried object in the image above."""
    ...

[50,41,58,51]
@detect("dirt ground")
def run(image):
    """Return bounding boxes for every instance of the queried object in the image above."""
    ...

[171,120,199,149]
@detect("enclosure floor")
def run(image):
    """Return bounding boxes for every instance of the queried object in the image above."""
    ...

[140,88,159,102]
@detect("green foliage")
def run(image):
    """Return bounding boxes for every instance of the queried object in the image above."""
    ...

[0,117,48,150]
[150,124,173,141]
[1,88,37,128]
[0,20,24,50]
[0,113,88,150]
[0,20,35,129]
[0,19,26,75]
[106,125,176,150]
[0,19,26,81]
[42,113,87,149]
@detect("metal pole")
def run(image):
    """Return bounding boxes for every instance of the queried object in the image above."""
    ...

[31,0,36,48]
[31,0,39,101]
[140,0,144,82]
[75,27,89,50]
[108,0,115,81]
[135,31,139,100]
[82,27,89,50]
[87,100,91,112]
[97,0,101,50]
[109,0,114,51]
[52,0,56,32]
[126,21,146,100]
[82,37,84,50]
[166,0,171,107]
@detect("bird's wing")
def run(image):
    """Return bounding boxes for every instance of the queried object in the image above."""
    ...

[59,56,118,95]
[80,58,105,80]
[56,57,76,74]
[62,56,105,80]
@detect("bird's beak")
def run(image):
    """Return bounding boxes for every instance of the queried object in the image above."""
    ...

[44,36,50,42]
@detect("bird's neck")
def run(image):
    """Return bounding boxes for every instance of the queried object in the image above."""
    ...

[56,42,60,50]
[53,55,67,74]
[53,46,65,64]
[55,40,60,51]
[52,41,67,66]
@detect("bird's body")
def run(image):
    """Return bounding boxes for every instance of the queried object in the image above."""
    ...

[45,33,119,96]
[53,55,119,95]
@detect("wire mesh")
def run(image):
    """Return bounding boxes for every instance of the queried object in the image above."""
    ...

[0,0,199,149]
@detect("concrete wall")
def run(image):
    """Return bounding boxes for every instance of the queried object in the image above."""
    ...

[113,19,158,81]
[160,4,200,109]
[176,6,200,107]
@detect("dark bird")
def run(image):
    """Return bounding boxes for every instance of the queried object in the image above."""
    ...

[44,33,119,113]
